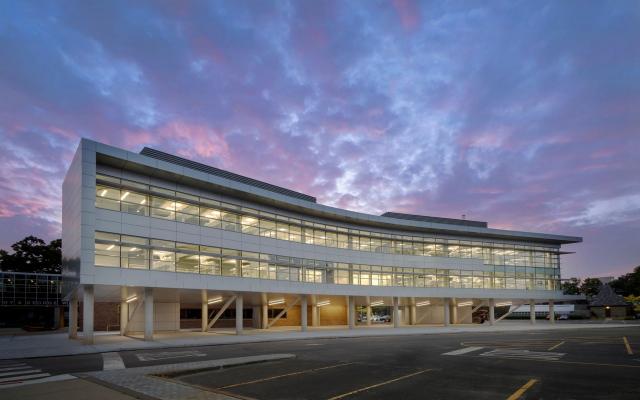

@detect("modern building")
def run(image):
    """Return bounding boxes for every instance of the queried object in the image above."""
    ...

[62,139,583,343]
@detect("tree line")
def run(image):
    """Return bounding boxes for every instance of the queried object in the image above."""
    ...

[0,236,61,274]
[561,266,640,297]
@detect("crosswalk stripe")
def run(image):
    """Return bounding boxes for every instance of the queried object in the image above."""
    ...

[0,373,50,384]
[0,369,41,378]
[0,374,76,389]
[102,352,125,370]
[0,366,31,372]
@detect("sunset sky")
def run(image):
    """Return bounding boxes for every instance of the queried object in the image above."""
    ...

[0,1,638,278]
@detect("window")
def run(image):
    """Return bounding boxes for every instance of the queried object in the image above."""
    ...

[200,208,221,228]
[121,246,148,269]
[120,191,148,216]
[151,250,175,271]
[151,197,175,220]
[95,242,120,267]
[176,253,199,273]
[95,185,120,211]
[200,255,221,275]
[222,258,239,276]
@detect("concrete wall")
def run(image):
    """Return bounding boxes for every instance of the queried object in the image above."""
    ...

[127,302,180,332]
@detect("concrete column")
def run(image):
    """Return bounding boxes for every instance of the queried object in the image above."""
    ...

[261,303,269,329]
[312,304,319,327]
[366,303,372,326]
[120,287,128,336]
[301,296,308,332]
[252,306,261,328]
[393,297,400,328]
[347,296,355,329]
[443,298,450,326]
[68,290,78,338]
[450,298,458,324]
[489,298,495,326]
[82,284,94,344]
[549,300,555,324]
[144,287,154,341]
[410,304,417,325]
[201,289,208,332]
[530,300,536,325]
[235,295,244,334]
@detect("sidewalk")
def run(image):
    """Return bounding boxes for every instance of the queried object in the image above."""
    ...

[0,377,137,400]
[1,320,638,360]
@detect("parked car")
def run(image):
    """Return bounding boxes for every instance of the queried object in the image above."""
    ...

[558,314,569,320]
[379,315,391,323]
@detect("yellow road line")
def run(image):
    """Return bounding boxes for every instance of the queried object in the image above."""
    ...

[506,379,538,400]
[219,362,354,389]
[326,369,433,400]
[547,341,565,351]
[623,337,633,355]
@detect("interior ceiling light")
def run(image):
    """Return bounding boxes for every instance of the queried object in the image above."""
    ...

[106,244,115,251]
[457,301,473,307]
[125,295,138,303]
[140,199,146,205]
[268,298,285,306]
[416,300,431,307]
[100,189,107,197]
[496,301,512,307]
[208,297,222,304]
[120,191,130,201]
[317,300,330,307]
[370,300,384,307]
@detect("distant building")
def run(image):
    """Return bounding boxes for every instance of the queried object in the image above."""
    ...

[589,284,631,319]
[0,272,66,329]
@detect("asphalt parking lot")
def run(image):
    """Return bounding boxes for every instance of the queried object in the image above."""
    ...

[172,327,640,400]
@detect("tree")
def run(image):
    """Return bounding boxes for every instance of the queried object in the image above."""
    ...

[562,277,581,295]
[610,266,640,296]
[0,236,62,274]
[579,277,602,297]
[624,295,640,313]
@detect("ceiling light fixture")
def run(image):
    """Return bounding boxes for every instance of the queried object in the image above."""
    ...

[370,300,384,307]
[495,301,512,307]
[208,297,223,304]
[120,191,130,201]
[268,298,285,306]
[106,244,115,251]
[317,300,330,307]
[125,295,138,303]
[416,300,431,307]
[100,189,107,197]
[457,301,473,307]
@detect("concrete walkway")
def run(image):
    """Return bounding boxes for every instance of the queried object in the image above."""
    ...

[1,321,638,360]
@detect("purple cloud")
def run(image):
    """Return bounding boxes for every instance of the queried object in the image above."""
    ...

[0,0,638,278]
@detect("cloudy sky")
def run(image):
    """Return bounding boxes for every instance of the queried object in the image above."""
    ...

[1,1,638,278]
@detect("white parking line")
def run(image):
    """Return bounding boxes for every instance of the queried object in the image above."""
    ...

[102,352,125,370]
[443,346,484,356]
[480,349,565,361]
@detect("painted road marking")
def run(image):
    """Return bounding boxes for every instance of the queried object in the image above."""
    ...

[0,369,41,378]
[102,352,125,370]
[443,346,484,356]
[548,341,565,351]
[623,337,633,355]
[326,369,433,400]
[480,349,565,361]
[0,372,50,384]
[219,362,355,389]
[135,350,206,362]
[0,374,76,389]
[0,365,30,373]
[506,378,538,400]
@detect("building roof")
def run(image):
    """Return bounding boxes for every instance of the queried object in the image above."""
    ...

[140,147,317,203]
[589,284,629,307]
[381,212,488,228]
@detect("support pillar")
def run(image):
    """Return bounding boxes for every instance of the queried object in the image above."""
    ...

[261,303,269,329]
[201,289,208,332]
[410,303,417,325]
[366,300,372,326]
[549,300,555,324]
[347,296,355,329]
[530,300,536,325]
[54,306,62,329]
[235,295,244,334]
[311,304,318,327]
[393,297,400,328]
[450,298,458,324]
[68,290,78,338]
[489,299,495,326]
[443,298,450,326]
[83,284,94,344]
[144,287,154,341]
[120,287,128,335]
[301,296,308,332]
